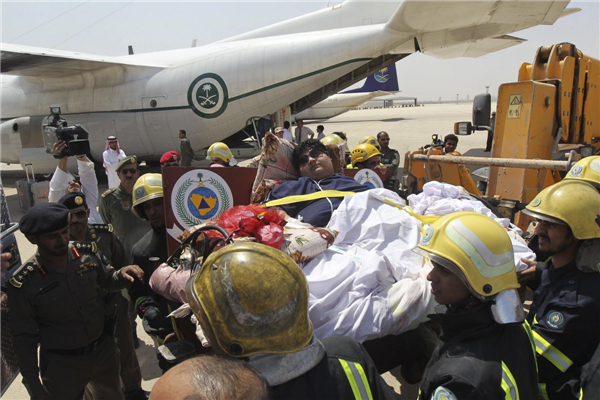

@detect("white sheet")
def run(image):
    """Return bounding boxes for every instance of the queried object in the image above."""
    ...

[304,184,535,343]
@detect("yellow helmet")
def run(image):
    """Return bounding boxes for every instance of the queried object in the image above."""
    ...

[351,143,381,167]
[564,156,600,190]
[132,173,163,220]
[522,180,600,240]
[413,212,518,298]
[207,142,237,166]
[359,135,380,150]
[320,134,344,146]
[186,242,313,358]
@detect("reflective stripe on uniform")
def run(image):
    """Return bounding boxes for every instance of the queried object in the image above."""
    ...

[539,383,550,400]
[532,330,573,373]
[522,321,539,374]
[339,359,374,400]
[501,361,519,400]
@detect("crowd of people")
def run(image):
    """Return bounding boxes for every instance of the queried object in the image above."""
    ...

[2,123,599,400]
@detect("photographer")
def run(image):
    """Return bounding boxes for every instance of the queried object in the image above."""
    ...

[48,140,103,224]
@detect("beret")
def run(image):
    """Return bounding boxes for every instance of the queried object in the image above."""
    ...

[160,151,179,164]
[58,192,87,210]
[20,203,69,235]
[115,155,138,172]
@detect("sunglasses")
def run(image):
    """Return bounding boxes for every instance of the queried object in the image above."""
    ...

[163,163,179,167]
[120,168,138,175]
[70,210,87,219]
[298,149,326,167]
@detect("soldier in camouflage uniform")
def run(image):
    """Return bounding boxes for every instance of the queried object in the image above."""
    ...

[7,202,144,400]
[58,192,149,400]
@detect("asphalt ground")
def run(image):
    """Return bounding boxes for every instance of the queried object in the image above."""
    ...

[1,102,491,398]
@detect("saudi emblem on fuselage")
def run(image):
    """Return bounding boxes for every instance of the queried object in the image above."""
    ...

[172,170,233,229]
[187,73,229,118]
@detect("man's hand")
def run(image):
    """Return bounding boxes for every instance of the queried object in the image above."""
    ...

[51,141,67,158]
[1,245,11,280]
[119,265,145,283]
[517,258,537,284]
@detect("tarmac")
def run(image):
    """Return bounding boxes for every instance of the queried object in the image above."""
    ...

[1,102,491,399]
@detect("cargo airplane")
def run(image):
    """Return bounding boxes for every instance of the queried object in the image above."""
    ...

[1,0,577,173]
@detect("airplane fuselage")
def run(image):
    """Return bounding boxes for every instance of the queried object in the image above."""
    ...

[1,25,410,171]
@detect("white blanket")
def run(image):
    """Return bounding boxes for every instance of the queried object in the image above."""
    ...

[304,183,534,343]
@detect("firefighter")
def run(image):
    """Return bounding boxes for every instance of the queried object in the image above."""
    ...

[521,180,600,399]
[564,155,600,190]
[350,143,385,172]
[206,142,238,167]
[358,134,380,150]
[414,212,538,399]
[186,242,398,399]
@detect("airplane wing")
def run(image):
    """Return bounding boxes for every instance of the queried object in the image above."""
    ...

[386,1,576,58]
[421,35,527,59]
[1,43,166,76]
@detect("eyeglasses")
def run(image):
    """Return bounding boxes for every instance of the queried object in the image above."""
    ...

[69,210,87,219]
[163,163,179,167]
[379,138,390,141]
[298,149,326,167]
[120,168,138,175]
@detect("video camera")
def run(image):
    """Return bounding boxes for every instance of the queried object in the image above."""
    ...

[43,105,91,159]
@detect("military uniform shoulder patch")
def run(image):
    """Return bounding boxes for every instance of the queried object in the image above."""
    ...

[102,188,117,198]
[90,223,114,233]
[72,241,98,255]
[9,261,38,288]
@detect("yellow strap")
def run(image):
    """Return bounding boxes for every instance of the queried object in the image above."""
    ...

[381,198,441,226]
[264,190,357,207]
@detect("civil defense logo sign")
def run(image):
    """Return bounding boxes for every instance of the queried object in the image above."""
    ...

[354,169,383,189]
[187,73,229,119]
[171,170,233,229]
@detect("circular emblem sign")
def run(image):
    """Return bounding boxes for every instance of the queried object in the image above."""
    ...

[354,169,384,189]
[171,170,233,230]
[421,226,434,246]
[187,73,229,119]
[568,165,583,177]
[374,68,389,83]
[547,311,564,329]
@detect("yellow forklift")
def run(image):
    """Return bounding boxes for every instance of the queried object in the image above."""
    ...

[402,42,599,231]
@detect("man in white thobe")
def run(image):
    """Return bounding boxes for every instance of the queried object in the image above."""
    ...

[103,136,126,189]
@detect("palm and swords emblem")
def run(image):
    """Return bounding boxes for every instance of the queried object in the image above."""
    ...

[196,83,218,108]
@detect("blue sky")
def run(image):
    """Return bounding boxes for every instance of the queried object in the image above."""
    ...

[1,1,598,101]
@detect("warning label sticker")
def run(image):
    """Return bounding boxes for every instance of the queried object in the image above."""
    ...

[508,94,522,119]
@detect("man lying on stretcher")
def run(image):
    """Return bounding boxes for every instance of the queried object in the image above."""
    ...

[264,139,371,227]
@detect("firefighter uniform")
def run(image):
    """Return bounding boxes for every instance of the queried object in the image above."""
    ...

[527,261,600,399]
[7,242,128,399]
[270,336,399,400]
[99,184,151,261]
[418,303,538,400]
